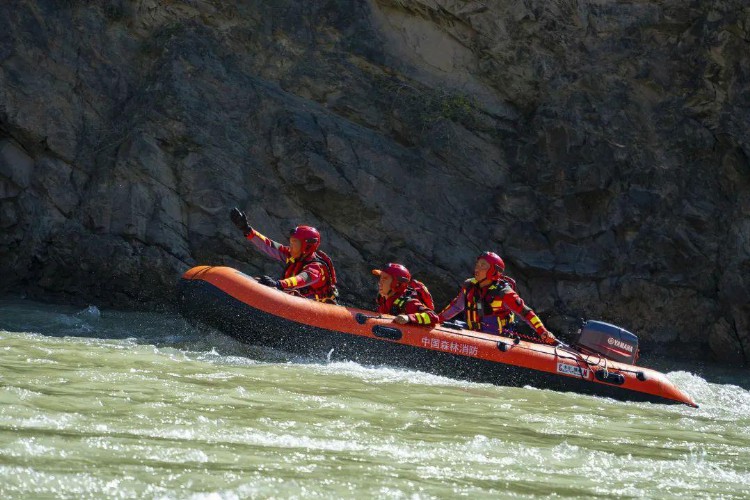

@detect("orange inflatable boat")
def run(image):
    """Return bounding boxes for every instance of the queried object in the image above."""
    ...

[178,266,697,407]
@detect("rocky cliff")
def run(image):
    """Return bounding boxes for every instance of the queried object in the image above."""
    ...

[1,0,748,365]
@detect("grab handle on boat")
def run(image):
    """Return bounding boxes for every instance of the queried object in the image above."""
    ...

[355,313,370,324]
[356,313,382,324]
[442,321,465,330]
[372,325,402,341]
[595,369,625,385]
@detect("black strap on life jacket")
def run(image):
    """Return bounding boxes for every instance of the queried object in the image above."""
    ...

[390,289,416,316]
[389,282,436,316]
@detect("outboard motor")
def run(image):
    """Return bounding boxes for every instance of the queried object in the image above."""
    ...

[574,320,639,364]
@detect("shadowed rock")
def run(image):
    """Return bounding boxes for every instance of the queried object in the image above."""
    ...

[0,0,748,366]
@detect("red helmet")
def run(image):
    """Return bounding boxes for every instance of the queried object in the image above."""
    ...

[372,263,411,291]
[477,251,505,280]
[289,225,320,254]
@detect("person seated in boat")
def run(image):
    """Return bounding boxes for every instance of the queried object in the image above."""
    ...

[230,208,338,303]
[438,252,558,345]
[373,263,438,326]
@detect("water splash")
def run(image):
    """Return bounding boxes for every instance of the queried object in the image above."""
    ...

[75,305,101,321]
[1,300,749,498]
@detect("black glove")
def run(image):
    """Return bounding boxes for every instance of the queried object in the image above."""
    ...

[230,207,252,236]
[259,275,283,290]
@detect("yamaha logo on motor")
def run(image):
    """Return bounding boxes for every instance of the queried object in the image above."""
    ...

[607,336,634,352]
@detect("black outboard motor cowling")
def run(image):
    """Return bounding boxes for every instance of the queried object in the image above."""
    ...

[574,320,639,364]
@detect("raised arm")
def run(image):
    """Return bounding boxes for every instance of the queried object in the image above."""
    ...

[230,207,290,263]
[246,229,291,263]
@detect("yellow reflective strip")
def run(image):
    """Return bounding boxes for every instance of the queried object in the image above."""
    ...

[420,313,430,324]
[490,300,503,307]
[468,313,477,329]
[290,276,299,287]
[416,314,424,324]
[530,316,541,327]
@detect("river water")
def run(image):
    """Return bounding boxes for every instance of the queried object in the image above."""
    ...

[1,299,749,499]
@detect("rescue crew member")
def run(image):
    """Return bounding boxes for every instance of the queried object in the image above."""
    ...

[230,207,338,303]
[373,263,438,326]
[438,252,558,345]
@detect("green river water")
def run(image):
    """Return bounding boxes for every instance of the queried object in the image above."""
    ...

[1,299,749,499]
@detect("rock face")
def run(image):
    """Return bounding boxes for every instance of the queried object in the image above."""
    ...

[0,0,748,365]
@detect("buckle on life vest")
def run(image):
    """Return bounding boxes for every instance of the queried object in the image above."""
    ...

[314,293,337,304]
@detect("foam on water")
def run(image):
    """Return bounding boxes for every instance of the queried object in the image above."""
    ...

[1,299,749,498]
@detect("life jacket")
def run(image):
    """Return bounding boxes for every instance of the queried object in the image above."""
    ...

[408,279,434,311]
[381,280,435,316]
[464,278,515,333]
[388,292,411,316]
[283,250,338,303]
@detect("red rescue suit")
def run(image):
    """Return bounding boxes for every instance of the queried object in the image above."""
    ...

[246,230,337,303]
[377,288,438,326]
[439,278,553,343]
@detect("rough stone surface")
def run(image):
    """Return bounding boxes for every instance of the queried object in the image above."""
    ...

[0,0,748,366]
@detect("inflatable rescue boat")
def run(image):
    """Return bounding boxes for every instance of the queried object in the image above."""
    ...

[178,266,697,407]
